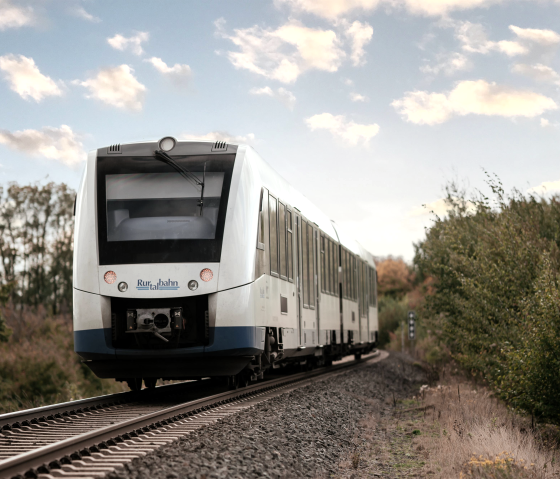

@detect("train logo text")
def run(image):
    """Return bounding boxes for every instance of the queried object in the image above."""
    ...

[136,279,179,291]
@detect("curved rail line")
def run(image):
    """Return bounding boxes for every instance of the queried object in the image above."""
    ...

[0,351,387,479]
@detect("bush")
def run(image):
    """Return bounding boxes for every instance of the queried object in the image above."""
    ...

[377,296,409,347]
[414,176,560,422]
[0,305,124,413]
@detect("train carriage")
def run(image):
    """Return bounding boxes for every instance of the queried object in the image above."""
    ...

[73,138,378,389]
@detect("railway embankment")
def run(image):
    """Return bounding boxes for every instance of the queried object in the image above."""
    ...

[105,353,427,479]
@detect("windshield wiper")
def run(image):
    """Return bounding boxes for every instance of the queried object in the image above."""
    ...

[154,149,206,215]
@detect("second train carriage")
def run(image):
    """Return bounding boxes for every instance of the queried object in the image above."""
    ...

[73,138,378,389]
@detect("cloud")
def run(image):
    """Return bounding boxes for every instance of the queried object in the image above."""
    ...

[509,25,560,46]
[0,125,85,166]
[528,179,560,195]
[409,197,476,217]
[512,63,560,84]
[344,21,373,66]
[71,6,100,22]
[276,0,380,19]
[76,65,146,111]
[456,21,527,56]
[420,52,471,76]
[305,113,380,145]
[540,118,550,127]
[145,57,192,87]
[350,92,369,102]
[0,54,62,102]
[455,22,560,58]
[392,80,557,125]
[276,0,501,18]
[107,32,149,56]
[0,0,34,30]
[181,131,257,145]
[215,18,345,83]
[250,86,296,109]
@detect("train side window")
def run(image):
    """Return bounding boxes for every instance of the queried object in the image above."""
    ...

[351,255,357,301]
[309,223,315,307]
[269,194,278,276]
[325,238,330,294]
[342,249,347,298]
[320,235,326,293]
[257,189,265,250]
[287,210,293,282]
[362,262,367,316]
[372,268,377,307]
[279,202,287,280]
[331,241,337,295]
[302,220,309,307]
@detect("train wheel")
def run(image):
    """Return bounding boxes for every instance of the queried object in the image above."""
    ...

[354,352,362,361]
[228,375,239,390]
[126,378,142,391]
[144,378,157,389]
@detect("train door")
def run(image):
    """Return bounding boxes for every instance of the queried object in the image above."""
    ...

[294,213,303,346]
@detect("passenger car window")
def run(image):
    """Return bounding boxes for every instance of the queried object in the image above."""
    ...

[279,202,287,279]
[287,210,293,281]
[269,194,278,275]
[302,220,309,307]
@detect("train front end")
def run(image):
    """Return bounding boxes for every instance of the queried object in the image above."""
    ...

[73,139,261,385]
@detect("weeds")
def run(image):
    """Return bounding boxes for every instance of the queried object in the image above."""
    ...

[0,304,125,413]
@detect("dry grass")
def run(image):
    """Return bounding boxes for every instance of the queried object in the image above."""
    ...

[416,382,560,478]
[0,304,126,413]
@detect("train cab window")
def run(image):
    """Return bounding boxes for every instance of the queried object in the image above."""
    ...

[308,223,315,307]
[287,210,293,282]
[279,202,287,280]
[105,172,224,243]
[302,220,309,307]
[269,194,278,276]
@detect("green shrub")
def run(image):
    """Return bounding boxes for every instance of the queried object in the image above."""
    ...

[378,296,409,347]
[414,176,560,422]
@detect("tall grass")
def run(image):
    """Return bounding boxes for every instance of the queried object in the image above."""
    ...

[0,305,124,413]
[418,380,560,478]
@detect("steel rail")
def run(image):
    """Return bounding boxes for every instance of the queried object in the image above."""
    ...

[0,378,215,430]
[0,351,382,479]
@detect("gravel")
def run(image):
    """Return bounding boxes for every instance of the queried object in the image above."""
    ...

[107,352,427,479]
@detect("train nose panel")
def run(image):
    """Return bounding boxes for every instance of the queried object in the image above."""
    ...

[98,263,220,298]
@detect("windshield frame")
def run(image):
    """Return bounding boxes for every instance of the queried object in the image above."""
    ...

[96,153,235,265]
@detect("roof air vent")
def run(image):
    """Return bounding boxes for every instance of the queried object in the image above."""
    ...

[107,144,121,154]
[211,141,228,152]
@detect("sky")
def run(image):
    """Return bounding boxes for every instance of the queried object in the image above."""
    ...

[0,0,559,261]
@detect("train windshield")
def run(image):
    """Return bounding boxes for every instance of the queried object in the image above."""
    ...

[97,153,235,265]
[106,172,224,242]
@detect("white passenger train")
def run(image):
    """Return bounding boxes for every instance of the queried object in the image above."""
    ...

[73,138,378,390]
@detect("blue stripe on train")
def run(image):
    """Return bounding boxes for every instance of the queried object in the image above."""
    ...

[74,326,263,360]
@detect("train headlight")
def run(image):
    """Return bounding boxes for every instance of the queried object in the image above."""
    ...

[104,271,117,284]
[118,282,128,292]
[159,136,176,152]
[188,280,198,291]
[200,269,213,282]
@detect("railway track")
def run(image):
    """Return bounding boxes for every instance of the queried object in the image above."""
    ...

[0,351,387,479]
